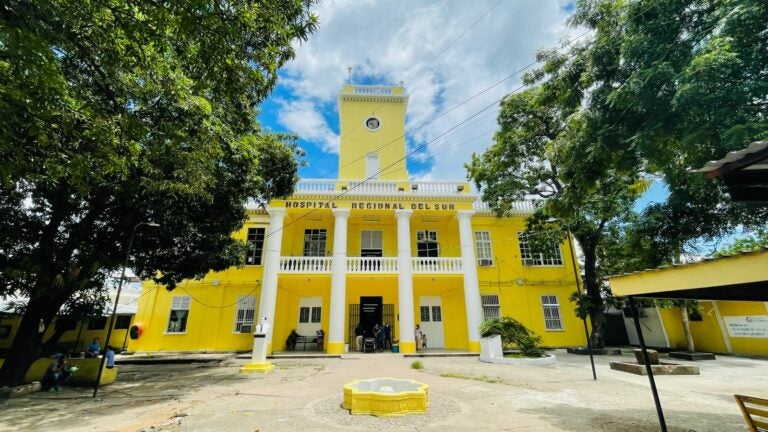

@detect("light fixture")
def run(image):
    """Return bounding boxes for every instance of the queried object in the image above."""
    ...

[398,187,405,192]
[457,185,465,192]
[411,184,418,191]
[341,186,348,192]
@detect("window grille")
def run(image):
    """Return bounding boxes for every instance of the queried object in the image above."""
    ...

[481,294,500,321]
[299,306,310,323]
[431,306,442,322]
[420,306,430,322]
[474,231,493,266]
[233,295,256,332]
[166,296,190,333]
[541,295,564,330]
[518,232,563,266]
[311,306,322,323]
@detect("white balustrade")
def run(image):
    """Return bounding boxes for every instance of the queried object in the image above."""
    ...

[411,257,463,273]
[295,180,337,193]
[278,256,332,273]
[345,85,394,95]
[346,257,399,273]
[473,200,536,212]
[411,181,467,195]
[348,181,399,194]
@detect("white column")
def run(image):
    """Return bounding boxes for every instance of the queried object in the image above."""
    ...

[327,208,350,354]
[256,208,286,349]
[457,210,483,352]
[396,209,416,353]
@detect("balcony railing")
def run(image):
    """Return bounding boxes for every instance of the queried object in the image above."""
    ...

[276,256,464,274]
[346,257,398,273]
[411,257,463,273]
[278,256,332,273]
[293,179,473,197]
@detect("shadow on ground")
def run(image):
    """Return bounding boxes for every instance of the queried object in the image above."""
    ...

[521,404,745,432]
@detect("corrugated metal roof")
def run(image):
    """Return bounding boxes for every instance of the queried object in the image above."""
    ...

[608,247,768,279]
[694,141,768,173]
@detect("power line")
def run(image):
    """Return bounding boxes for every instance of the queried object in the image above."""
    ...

[301,0,504,172]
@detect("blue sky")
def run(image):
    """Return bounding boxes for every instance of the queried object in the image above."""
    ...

[257,0,576,182]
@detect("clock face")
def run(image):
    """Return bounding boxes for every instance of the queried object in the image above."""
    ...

[365,117,381,131]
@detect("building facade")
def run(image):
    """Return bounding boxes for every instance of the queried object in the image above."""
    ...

[129,84,587,354]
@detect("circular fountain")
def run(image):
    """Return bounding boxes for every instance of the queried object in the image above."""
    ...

[342,378,429,417]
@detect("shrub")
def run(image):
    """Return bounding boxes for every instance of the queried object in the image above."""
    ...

[479,316,545,357]
[410,360,424,370]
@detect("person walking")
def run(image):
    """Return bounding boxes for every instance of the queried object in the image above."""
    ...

[414,324,422,351]
[383,323,392,350]
[354,323,364,352]
[375,324,385,352]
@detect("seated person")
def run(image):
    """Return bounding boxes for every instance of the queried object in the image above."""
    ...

[41,353,74,392]
[85,337,101,358]
[286,330,299,351]
[105,345,116,369]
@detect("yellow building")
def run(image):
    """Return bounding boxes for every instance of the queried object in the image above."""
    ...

[129,84,586,355]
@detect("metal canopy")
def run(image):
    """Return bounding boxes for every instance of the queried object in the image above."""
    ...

[694,140,768,203]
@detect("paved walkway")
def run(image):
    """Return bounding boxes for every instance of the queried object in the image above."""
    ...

[1,350,766,431]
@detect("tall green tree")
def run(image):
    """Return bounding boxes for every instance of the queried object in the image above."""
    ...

[467,86,642,347]
[0,0,317,386]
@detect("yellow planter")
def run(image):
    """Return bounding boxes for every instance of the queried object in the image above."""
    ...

[342,378,429,417]
[24,358,117,386]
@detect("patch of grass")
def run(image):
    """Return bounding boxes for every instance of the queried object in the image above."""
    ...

[410,360,424,370]
[439,372,503,384]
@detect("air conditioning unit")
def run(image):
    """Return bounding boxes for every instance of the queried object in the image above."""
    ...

[239,325,253,333]
[478,259,493,266]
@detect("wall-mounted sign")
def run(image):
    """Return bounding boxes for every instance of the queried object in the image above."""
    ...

[283,200,457,211]
[724,315,768,338]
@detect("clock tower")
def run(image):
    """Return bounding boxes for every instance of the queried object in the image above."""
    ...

[337,84,409,181]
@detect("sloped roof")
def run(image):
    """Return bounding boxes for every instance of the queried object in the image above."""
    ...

[694,140,768,202]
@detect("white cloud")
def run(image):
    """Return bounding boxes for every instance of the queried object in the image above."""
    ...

[277,0,575,179]
[276,99,340,153]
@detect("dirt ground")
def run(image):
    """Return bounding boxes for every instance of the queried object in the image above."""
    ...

[0,350,765,432]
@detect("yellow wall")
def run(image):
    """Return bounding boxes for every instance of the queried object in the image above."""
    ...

[717,301,768,356]
[0,314,134,353]
[338,85,408,180]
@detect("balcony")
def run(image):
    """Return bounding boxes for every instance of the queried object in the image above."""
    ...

[293,179,473,197]
[277,256,464,274]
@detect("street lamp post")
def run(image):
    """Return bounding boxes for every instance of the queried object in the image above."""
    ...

[93,221,159,398]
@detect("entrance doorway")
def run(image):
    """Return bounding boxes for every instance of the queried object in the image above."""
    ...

[348,303,395,348]
[359,296,382,338]
[419,296,444,348]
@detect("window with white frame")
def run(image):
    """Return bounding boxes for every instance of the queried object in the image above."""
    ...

[420,306,430,322]
[366,153,380,179]
[518,232,563,266]
[311,306,322,323]
[299,307,310,323]
[474,231,493,266]
[166,296,191,333]
[360,230,383,257]
[481,294,500,321]
[541,295,564,330]
[245,228,266,265]
[416,230,439,257]
[303,229,327,257]
[233,295,256,332]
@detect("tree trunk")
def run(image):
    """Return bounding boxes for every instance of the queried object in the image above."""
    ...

[0,297,64,386]
[581,240,606,348]
[680,300,695,352]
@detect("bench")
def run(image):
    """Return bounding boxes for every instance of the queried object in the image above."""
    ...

[735,394,768,432]
[287,335,322,351]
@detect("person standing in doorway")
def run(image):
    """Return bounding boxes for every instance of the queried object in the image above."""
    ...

[354,323,364,352]
[375,324,385,352]
[383,323,392,350]
[414,324,422,351]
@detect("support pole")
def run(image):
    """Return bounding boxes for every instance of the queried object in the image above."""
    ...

[566,232,596,380]
[629,297,667,432]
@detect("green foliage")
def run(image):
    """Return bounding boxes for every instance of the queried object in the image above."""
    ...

[0,0,317,386]
[479,317,544,357]
[713,231,768,257]
[410,360,424,370]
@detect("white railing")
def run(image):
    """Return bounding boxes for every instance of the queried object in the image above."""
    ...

[411,181,468,195]
[278,256,332,273]
[346,257,399,273]
[348,180,399,194]
[295,179,337,193]
[473,200,537,212]
[347,85,394,95]
[411,257,463,273]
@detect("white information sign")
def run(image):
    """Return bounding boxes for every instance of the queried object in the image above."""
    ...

[724,315,768,338]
